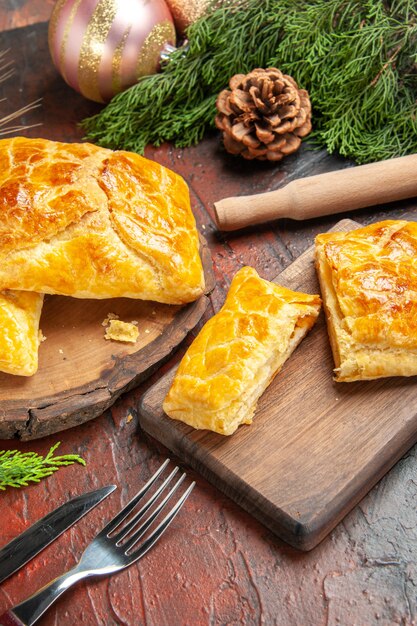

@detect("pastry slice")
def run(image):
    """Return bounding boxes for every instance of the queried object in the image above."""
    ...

[0,137,204,304]
[315,219,417,382]
[0,290,44,376]
[163,266,321,435]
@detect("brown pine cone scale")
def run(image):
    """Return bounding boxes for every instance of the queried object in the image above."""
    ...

[215,68,312,161]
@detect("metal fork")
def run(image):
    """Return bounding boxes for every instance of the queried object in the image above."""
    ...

[0,460,194,626]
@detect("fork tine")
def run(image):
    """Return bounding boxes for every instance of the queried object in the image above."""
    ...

[126,481,196,560]
[0,467,194,626]
[99,459,170,536]
[114,467,182,544]
[121,472,187,551]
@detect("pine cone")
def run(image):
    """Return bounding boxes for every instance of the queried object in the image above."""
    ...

[215,68,312,161]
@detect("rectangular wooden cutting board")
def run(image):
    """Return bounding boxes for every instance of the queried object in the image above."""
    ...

[139,219,417,550]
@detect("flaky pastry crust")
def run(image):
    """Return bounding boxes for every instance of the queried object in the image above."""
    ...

[163,266,321,435]
[0,290,44,376]
[0,137,204,304]
[316,220,417,382]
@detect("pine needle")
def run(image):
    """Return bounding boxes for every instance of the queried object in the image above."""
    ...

[82,0,417,164]
[0,442,86,490]
[0,50,42,136]
[0,97,42,137]
[0,49,14,84]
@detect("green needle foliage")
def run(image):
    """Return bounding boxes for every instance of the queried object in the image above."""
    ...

[82,0,417,163]
[0,442,86,490]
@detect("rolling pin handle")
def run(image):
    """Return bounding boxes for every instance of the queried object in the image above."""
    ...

[214,188,290,231]
[213,154,417,231]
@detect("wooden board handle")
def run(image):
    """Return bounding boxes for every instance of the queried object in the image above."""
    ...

[213,154,417,231]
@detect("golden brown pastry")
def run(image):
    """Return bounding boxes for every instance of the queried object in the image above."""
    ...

[163,266,321,435]
[0,137,204,304]
[0,290,44,376]
[315,220,417,382]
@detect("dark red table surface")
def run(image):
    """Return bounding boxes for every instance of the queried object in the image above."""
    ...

[0,3,416,625]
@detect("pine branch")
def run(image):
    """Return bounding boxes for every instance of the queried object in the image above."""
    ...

[82,0,417,164]
[0,442,86,490]
[272,0,417,163]
[82,0,287,153]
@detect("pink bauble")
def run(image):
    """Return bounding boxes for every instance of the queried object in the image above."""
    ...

[48,0,176,103]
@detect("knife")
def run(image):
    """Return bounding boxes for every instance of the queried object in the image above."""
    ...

[0,484,116,584]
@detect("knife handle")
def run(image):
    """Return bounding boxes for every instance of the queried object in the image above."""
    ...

[213,153,417,230]
[0,611,26,626]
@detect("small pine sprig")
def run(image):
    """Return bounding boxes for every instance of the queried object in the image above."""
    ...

[0,442,86,491]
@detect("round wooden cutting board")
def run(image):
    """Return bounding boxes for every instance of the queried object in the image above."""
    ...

[0,240,215,441]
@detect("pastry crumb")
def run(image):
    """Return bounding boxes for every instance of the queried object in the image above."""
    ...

[102,312,140,343]
[58,348,64,354]
[126,412,134,423]
[39,331,46,342]
[104,319,139,343]
[145,329,150,334]
[102,312,119,327]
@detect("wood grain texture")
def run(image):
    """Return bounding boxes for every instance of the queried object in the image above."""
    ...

[1,14,417,626]
[139,219,417,550]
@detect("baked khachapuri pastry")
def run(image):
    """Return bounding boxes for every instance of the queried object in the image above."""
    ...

[163,266,321,435]
[0,137,205,303]
[0,136,205,376]
[0,290,44,376]
[316,220,417,382]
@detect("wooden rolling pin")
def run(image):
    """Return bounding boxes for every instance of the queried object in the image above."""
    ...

[213,154,417,231]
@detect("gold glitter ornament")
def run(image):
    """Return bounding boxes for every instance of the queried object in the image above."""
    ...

[165,0,225,34]
[48,0,176,103]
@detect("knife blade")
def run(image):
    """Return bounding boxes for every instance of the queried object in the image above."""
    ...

[0,484,116,584]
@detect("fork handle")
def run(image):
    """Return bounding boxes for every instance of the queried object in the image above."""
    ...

[0,567,86,626]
